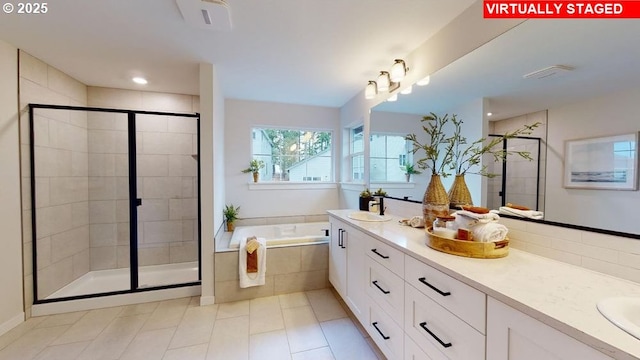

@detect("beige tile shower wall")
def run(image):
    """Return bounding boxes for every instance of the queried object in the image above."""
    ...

[487,110,547,211]
[87,87,200,268]
[18,51,89,308]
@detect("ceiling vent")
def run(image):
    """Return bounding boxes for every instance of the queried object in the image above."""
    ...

[523,65,574,80]
[176,0,232,32]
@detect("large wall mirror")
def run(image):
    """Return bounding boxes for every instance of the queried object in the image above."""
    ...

[370,19,640,237]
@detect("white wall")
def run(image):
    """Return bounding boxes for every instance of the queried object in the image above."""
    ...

[225,99,340,218]
[0,40,24,335]
[546,87,640,235]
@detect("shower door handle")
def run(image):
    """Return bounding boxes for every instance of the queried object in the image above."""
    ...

[136,198,142,206]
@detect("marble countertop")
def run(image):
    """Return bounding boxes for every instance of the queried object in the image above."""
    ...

[328,209,640,360]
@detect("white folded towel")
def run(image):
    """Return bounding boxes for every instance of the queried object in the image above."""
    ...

[471,222,509,243]
[409,216,425,228]
[494,207,544,220]
[239,237,267,288]
[453,210,500,230]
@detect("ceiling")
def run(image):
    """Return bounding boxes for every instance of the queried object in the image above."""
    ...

[0,0,475,107]
[374,19,640,120]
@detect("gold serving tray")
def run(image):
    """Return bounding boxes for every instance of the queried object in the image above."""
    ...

[425,227,509,259]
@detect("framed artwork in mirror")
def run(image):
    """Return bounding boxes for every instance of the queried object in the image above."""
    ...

[564,132,638,190]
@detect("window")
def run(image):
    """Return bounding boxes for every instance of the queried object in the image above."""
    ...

[251,128,332,182]
[370,133,413,182]
[350,126,364,181]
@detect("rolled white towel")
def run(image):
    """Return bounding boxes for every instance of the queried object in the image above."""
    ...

[497,207,544,220]
[409,216,425,228]
[453,210,499,230]
[471,222,509,243]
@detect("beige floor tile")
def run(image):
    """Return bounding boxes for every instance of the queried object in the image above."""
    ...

[216,300,250,319]
[283,306,327,353]
[120,328,175,360]
[0,325,70,360]
[33,340,90,360]
[305,289,347,322]
[52,307,123,345]
[118,301,159,317]
[36,311,87,328]
[169,305,217,349]
[141,297,190,331]
[291,347,336,360]
[249,330,291,360]
[320,318,377,360]
[162,343,208,360]
[207,316,249,360]
[279,292,310,309]
[0,316,48,351]
[76,313,148,360]
[249,296,284,335]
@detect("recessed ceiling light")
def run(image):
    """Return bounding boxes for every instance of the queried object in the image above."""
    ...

[486,112,493,117]
[416,75,430,86]
[132,77,148,85]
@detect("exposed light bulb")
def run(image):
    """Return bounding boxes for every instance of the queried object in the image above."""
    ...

[416,75,430,86]
[387,94,398,102]
[377,71,390,92]
[400,85,412,95]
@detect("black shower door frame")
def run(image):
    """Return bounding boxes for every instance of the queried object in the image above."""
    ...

[29,103,202,304]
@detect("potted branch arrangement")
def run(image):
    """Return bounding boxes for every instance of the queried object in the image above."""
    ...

[447,117,540,207]
[223,204,240,232]
[242,159,265,182]
[402,163,422,182]
[359,188,372,211]
[405,113,457,225]
[406,112,540,226]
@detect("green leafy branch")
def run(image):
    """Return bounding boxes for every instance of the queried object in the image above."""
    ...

[405,113,457,177]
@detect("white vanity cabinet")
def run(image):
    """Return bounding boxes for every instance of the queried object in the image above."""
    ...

[328,217,368,322]
[486,297,613,360]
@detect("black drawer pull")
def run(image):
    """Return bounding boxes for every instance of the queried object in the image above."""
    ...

[372,322,390,340]
[372,280,390,294]
[418,277,451,296]
[419,321,452,348]
[371,248,389,259]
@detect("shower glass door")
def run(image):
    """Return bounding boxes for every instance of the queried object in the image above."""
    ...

[31,105,200,303]
[134,113,200,289]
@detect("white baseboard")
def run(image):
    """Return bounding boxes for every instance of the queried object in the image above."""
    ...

[200,295,215,306]
[0,312,24,337]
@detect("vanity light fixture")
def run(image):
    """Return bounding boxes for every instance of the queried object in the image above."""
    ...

[132,77,148,85]
[377,71,391,92]
[365,81,378,99]
[387,94,398,102]
[416,75,430,86]
[400,85,412,95]
[390,59,408,82]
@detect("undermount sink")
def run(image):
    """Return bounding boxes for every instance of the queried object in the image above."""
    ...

[347,211,393,222]
[596,297,640,340]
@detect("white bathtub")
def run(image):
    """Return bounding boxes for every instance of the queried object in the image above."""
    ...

[229,222,330,249]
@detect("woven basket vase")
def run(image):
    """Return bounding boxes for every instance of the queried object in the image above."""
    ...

[448,174,473,208]
[423,174,450,227]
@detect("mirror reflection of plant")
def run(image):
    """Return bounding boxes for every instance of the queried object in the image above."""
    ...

[450,118,541,178]
[402,163,422,175]
[405,113,457,177]
[241,159,265,173]
[223,204,240,222]
[373,188,387,197]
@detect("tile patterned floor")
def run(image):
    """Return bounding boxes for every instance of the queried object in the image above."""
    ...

[0,289,385,360]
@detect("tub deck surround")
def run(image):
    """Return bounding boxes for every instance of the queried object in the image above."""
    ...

[328,209,640,360]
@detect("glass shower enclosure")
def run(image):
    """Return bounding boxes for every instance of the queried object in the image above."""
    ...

[29,104,201,303]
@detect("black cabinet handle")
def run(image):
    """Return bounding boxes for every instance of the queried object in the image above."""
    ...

[372,280,390,294]
[371,322,390,340]
[337,229,344,248]
[419,322,452,348]
[339,229,346,249]
[418,277,451,296]
[371,248,389,259]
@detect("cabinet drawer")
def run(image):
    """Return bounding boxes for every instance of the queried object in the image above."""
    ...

[405,255,486,333]
[368,300,404,360]
[366,236,404,277]
[405,334,443,360]
[405,284,485,360]
[366,256,404,327]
